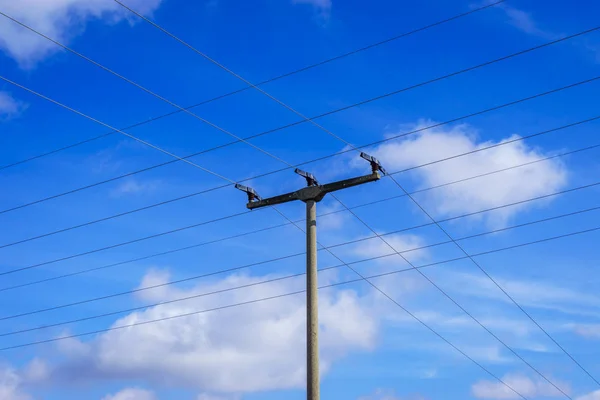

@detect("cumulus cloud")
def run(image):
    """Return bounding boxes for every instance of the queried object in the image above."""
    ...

[110,178,161,198]
[45,269,380,394]
[0,366,31,400]
[570,324,600,339]
[292,0,331,11]
[358,388,428,400]
[578,390,600,400]
[102,388,157,400]
[0,0,164,67]
[444,271,600,318]
[0,91,27,120]
[351,233,428,261]
[471,373,570,399]
[497,4,556,39]
[365,121,568,227]
[196,394,240,400]
[292,0,332,20]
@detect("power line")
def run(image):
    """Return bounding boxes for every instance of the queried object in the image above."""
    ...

[1,224,598,400]
[4,191,598,330]
[0,267,526,400]
[3,132,599,251]
[2,74,598,219]
[397,169,600,387]
[118,2,597,389]
[0,76,238,184]
[2,6,594,389]
[1,16,597,216]
[3,166,598,280]
[3,7,598,216]
[117,0,600,153]
[2,108,599,250]
[0,0,505,172]
[145,3,595,384]
[3,176,597,294]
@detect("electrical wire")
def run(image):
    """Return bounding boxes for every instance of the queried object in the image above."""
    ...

[394,172,600,387]
[3,164,599,280]
[2,14,599,220]
[1,60,586,392]
[4,189,598,325]
[0,76,237,184]
[2,175,597,295]
[0,0,505,173]
[2,4,594,390]
[115,0,600,154]
[2,73,598,219]
[116,3,600,390]
[1,7,598,220]
[0,224,598,400]
[2,109,599,251]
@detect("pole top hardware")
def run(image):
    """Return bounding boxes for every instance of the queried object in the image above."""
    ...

[295,168,319,187]
[360,152,387,175]
[234,183,262,203]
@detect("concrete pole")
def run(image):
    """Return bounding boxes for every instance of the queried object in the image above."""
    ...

[306,199,319,400]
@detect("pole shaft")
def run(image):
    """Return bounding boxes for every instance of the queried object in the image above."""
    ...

[306,199,319,400]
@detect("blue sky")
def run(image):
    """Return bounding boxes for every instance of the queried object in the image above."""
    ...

[1,0,600,399]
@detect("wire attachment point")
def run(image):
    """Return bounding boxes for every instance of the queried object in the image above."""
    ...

[360,152,387,175]
[295,168,319,187]
[235,183,262,202]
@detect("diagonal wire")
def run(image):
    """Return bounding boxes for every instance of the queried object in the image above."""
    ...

[0,76,237,184]
[337,191,573,397]
[1,4,592,390]
[2,137,599,251]
[0,11,293,168]
[4,225,600,394]
[3,174,598,289]
[268,205,526,399]
[2,210,600,335]
[1,59,598,398]
[2,76,599,217]
[5,189,599,325]
[114,0,600,152]
[387,172,600,387]
[110,2,600,388]
[0,0,505,172]
[2,4,599,214]
[3,170,599,280]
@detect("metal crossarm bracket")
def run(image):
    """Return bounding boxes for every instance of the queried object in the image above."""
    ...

[234,183,262,203]
[236,154,387,210]
[295,168,319,186]
[244,171,381,210]
[360,152,387,175]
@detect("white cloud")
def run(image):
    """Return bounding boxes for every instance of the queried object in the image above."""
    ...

[578,390,600,400]
[110,178,161,197]
[102,388,157,400]
[358,388,428,400]
[292,0,331,20]
[351,233,428,261]
[0,366,31,400]
[196,394,240,400]
[292,0,331,11]
[0,0,164,68]
[444,271,600,318]
[366,121,568,226]
[471,373,570,399]
[47,269,379,394]
[499,4,555,39]
[570,324,600,339]
[0,91,27,120]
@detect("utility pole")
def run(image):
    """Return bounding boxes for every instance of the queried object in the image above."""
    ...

[235,152,386,400]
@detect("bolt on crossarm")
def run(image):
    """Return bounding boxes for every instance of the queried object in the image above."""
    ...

[235,152,386,400]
